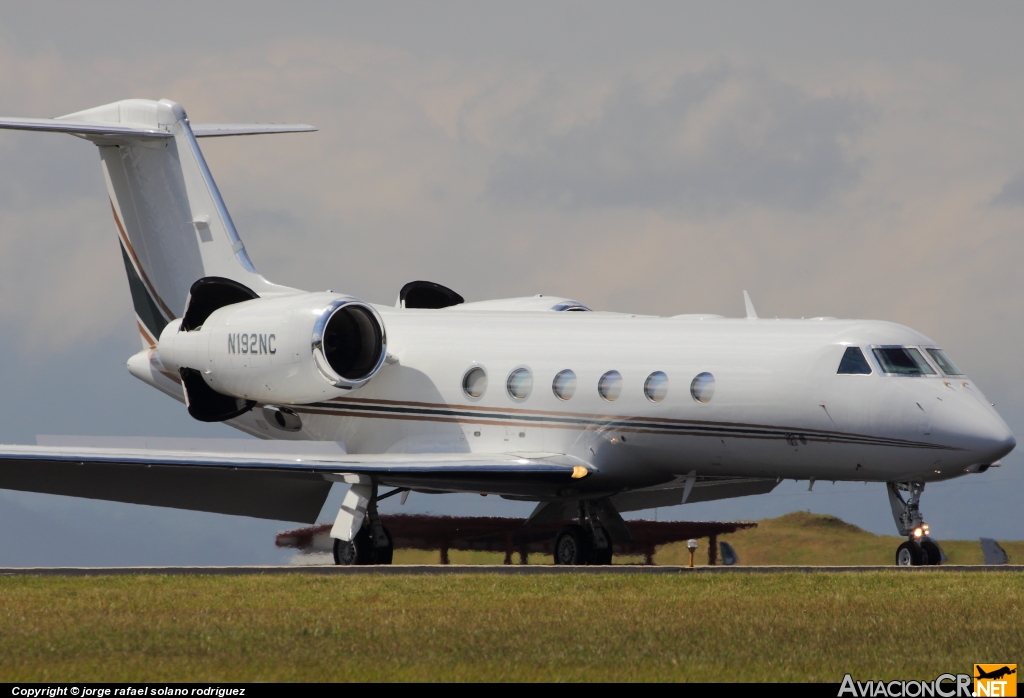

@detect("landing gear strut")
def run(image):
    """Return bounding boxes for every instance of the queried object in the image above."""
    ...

[553,499,628,565]
[888,482,940,566]
[331,482,395,565]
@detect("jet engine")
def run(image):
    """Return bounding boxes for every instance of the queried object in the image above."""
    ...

[157,277,386,422]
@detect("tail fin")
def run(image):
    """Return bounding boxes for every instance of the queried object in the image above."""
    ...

[0,99,312,347]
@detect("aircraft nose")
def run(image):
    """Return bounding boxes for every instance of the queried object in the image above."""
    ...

[971,411,1016,464]
[932,389,1016,464]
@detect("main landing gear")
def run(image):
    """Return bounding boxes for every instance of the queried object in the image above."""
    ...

[888,482,941,566]
[553,499,628,565]
[331,483,397,565]
[333,522,394,565]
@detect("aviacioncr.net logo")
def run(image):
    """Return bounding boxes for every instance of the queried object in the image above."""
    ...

[974,665,1017,697]
[839,674,973,697]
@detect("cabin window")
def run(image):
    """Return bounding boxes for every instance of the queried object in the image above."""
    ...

[837,347,872,375]
[926,348,964,376]
[462,366,488,398]
[552,370,577,400]
[506,368,533,400]
[598,371,622,401]
[644,371,669,402]
[872,347,936,376]
[690,372,715,403]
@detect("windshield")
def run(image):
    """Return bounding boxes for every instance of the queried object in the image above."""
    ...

[837,346,872,375]
[872,347,936,376]
[925,348,964,376]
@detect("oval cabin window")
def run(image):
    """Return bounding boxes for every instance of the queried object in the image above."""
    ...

[644,371,668,402]
[463,367,487,399]
[552,370,577,401]
[598,371,623,401]
[690,372,715,403]
[506,368,533,400]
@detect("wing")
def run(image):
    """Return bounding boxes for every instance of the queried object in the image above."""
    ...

[524,475,779,525]
[0,442,594,524]
[610,476,780,513]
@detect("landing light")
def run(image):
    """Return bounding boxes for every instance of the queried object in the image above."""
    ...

[913,527,923,539]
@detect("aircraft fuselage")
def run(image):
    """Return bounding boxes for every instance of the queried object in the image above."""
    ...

[217,308,1014,496]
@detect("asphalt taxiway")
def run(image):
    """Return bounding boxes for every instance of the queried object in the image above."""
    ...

[2,565,1024,576]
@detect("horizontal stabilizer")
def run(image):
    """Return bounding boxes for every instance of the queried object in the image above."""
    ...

[190,123,317,137]
[0,116,170,139]
[0,118,316,140]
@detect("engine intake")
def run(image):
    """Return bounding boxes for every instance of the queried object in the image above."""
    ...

[314,300,385,386]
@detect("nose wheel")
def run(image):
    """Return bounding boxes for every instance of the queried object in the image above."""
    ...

[895,538,942,566]
[888,482,942,566]
[895,541,924,566]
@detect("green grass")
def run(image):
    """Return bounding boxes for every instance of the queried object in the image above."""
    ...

[1,572,1022,681]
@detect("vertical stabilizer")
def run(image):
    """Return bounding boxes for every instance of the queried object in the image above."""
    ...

[53,99,299,347]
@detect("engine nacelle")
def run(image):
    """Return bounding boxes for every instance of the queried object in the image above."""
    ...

[157,291,386,420]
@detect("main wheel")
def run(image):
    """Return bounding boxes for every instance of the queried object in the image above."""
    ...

[371,526,394,565]
[590,526,613,565]
[895,541,925,566]
[333,525,374,565]
[920,539,942,566]
[554,524,592,565]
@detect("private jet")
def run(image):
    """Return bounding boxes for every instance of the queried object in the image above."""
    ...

[0,99,1013,566]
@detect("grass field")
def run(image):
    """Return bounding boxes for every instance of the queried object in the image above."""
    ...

[384,511,1022,566]
[1,572,1022,681]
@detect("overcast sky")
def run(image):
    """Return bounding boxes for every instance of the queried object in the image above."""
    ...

[2,2,1024,565]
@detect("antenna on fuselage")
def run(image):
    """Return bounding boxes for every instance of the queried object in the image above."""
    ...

[743,290,758,319]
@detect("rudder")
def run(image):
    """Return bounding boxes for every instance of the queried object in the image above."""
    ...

[66,99,298,347]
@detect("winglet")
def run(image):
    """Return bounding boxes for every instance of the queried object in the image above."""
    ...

[743,290,758,319]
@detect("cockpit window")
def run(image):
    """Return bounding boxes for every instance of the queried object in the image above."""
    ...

[872,347,936,376]
[837,347,872,375]
[925,348,963,376]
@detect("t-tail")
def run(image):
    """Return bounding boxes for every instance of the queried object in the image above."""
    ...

[0,99,313,348]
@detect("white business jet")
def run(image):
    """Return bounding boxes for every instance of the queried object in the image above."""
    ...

[0,99,1014,567]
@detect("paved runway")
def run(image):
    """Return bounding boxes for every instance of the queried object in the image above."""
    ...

[2,564,1023,576]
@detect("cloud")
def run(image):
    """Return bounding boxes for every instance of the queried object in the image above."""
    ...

[487,65,872,212]
[991,170,1024,207]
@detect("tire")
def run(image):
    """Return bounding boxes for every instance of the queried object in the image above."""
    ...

[895,541,924,566]
[590,526,613,565]
[554,524,592,565]
[371,526,394,565]
[920,539,942,566]
[333,525,374,565]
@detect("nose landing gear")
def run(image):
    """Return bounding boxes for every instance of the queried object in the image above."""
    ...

[888,482,941,566]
